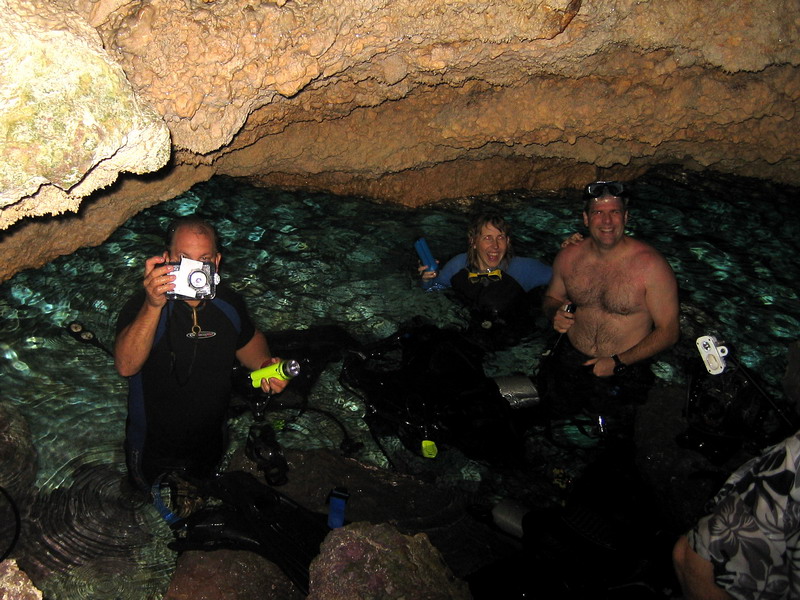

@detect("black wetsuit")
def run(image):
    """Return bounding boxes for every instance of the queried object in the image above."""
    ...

[450,268,529,322]
[116,285,255,489]
[538,335,655,438]
[423,254,552,346]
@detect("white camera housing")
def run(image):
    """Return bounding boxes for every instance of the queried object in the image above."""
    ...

[696,335,729,375]
[167,258,220,300]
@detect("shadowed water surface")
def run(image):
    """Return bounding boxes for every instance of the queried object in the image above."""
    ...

[1,166,798,598]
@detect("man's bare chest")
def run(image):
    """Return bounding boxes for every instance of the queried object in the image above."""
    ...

[564,261,644,316]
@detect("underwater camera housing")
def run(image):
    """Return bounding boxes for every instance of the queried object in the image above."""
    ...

[166,258,220,301]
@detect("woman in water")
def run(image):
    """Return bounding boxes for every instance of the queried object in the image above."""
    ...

[419,211,554,344]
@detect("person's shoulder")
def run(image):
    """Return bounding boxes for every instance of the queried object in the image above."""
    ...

[116,289,148,331]
[628,237,670,265]
[440,253,468,275]
[553,238,586,265]
[625,238,676,285]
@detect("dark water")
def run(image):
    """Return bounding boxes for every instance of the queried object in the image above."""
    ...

[1,165,798,598]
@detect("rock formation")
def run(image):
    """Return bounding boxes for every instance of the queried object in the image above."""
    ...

[308,522,471,599]
[1,0,799,281]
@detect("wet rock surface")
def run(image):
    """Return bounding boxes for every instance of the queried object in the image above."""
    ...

[0,559,42,600]
[308,522,471,600]
[165,549,303,600]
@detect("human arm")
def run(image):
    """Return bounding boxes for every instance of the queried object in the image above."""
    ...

[420,254,467,291]
[672,535,733,600]
[236,329,288,394]
[114,255,176,377]
[542,252,575,333]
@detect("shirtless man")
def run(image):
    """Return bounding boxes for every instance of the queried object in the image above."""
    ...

[540,181,680,429]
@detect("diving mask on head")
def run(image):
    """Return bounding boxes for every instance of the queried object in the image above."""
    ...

[586,181,625,198]
[468,269,502,283]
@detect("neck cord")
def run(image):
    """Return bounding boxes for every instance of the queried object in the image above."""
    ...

[168,302,202,387]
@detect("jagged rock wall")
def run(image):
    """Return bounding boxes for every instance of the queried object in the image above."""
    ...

[0,0,799,281]
[0,0,170,228]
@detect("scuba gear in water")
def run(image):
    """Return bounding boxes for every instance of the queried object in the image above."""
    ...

[340,321,541,465]
[246,421,289,487]
[467,445,680,599]
[678,335,798,465]
[167,471,330,596]
[65,321,114,357]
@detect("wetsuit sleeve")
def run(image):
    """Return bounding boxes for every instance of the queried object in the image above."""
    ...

[116,290,147,334]
[422,253,468,291]
[506,257,552,293]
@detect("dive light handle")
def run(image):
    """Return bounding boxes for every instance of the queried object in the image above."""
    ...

[250,359,301,388]
[415,237,438,273]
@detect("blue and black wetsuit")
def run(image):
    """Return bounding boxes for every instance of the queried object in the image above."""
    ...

[422,253,552,344]
[116,285,255,490]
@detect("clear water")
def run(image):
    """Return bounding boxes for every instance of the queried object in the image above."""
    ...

[1,166,798,598]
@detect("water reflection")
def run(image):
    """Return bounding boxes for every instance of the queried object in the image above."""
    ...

[0,166,798,598]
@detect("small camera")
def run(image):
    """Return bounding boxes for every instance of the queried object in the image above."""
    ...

[696,335,729,375]
[166,258,220,300]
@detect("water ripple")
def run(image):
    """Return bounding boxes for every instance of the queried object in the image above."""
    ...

[19,450,173,599]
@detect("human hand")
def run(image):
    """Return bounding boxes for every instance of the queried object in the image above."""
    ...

[583,356,615,377]
[552,303,576,333]
[258,357,290,395]
[418,263,438,280]
[561,232,584,248]
[143,255,175,308]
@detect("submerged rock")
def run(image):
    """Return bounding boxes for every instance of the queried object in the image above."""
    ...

[308,522,471,600]
[0,559,43,600]
[165,549,303,600]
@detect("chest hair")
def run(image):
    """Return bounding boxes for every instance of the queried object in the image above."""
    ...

[566,258,643,316]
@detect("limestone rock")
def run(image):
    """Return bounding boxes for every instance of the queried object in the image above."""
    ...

[165,550,303,600]
[0,0,170,229]
[0,559,43,600]
[308,522,471,600]
[1,0,799,281]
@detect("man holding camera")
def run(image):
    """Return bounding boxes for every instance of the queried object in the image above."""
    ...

[540,181,680,435]
[114,216,288,491]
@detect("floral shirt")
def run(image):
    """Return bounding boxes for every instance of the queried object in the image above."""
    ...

[688,431,800,600]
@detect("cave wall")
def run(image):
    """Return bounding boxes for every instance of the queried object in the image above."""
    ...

[0,0,798,281]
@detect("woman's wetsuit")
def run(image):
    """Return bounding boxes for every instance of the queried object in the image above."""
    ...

[422,253,552,343]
